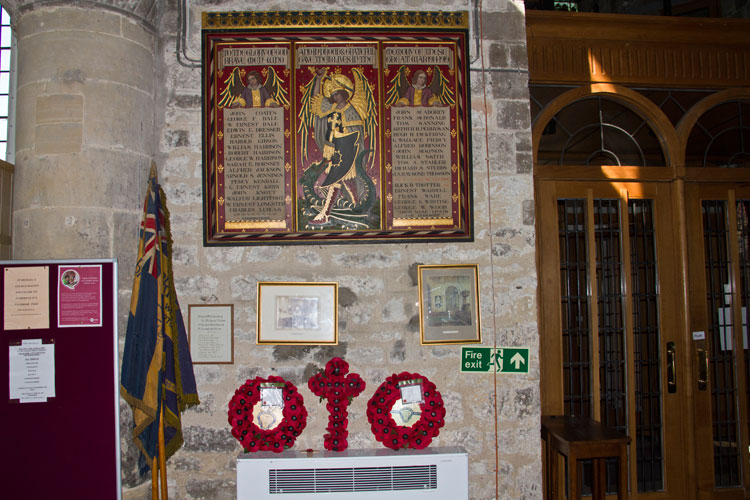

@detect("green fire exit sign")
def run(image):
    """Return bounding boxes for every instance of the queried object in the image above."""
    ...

[461,347,529,373]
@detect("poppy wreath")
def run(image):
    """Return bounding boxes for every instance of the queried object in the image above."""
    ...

[366,372,446,450]
[227,375,307,453]
[308,357,366,451]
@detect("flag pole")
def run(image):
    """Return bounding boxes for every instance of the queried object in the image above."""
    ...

[155,161,169,500]
[151,456,159,500]
[158,404,169,500]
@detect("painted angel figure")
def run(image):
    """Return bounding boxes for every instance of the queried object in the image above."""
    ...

[297,67,378,226]
[218,66,289,109]
[385,65,456,108]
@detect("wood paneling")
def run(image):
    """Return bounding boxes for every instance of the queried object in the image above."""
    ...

[527,11,750,88]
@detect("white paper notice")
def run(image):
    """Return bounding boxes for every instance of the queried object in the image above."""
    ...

[9,339,55,403]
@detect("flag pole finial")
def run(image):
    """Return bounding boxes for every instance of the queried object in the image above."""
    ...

[149,161,158,181]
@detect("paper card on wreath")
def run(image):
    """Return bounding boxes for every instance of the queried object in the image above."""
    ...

[261,387,284,407]
[398,379,424,405]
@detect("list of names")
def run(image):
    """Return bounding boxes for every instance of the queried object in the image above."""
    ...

[222,107,287,223]
[390,106,453,222]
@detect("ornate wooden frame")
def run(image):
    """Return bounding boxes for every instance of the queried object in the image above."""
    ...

[201,11,473,245]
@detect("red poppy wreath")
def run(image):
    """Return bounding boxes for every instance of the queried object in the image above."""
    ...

[228,376,307,453]
[366,372,446,450]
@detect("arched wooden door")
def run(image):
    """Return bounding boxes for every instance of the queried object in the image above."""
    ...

[680,93,750,499]
[536,87,750,499]
[685,183,750,499]
[535,87,690,499]
[538,179,689,499]
[527,9,750,498]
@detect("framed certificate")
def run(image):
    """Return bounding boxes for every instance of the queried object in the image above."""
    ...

[188,304,234,364]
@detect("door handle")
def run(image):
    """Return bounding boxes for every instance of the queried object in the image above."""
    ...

[697,348,708,391]
[666,342,677,393]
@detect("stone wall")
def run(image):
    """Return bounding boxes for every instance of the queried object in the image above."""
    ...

[9,1,540,499]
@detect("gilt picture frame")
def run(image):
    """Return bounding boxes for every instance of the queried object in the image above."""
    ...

[257,282,338,344]
[418,264,481,345]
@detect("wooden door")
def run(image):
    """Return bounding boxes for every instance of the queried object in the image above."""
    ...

[686,183,750,499]
[538,179,689,499]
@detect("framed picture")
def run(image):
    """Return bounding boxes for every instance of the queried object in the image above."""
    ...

[188,304,234,364]
[201,11,473,245]
[418,264,481,345]
[257,282,338,345]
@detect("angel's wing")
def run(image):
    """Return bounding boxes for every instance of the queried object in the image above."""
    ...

[262,67,290,107]
[350,67,378,158]
[296,70,322,163]
[429,66,456,106]
[384,65,409,107]
[217,67,246,108]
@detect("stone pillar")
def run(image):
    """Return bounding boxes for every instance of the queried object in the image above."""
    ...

[10,2,156,278]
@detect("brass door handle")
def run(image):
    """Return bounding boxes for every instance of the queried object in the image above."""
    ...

[667,342,677,393]
[698,348,708,391]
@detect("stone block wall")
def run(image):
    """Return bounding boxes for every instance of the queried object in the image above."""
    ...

[9,1,540,499]
[148,1,539,499]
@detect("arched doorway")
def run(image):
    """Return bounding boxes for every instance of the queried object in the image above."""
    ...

[535,84,750,499]
[678,90,750,497]
[535,85,688,499]
[527,12,750,499]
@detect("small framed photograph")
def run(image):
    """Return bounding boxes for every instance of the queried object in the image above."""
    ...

[257,282,338,345]
[188,304,234,364]
[418,264,481,345]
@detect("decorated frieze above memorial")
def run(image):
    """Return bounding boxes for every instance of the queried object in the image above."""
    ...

[202,10,468,30]
[202,11,473,245]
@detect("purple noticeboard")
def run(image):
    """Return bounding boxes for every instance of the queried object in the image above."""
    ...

[1,260,120,500]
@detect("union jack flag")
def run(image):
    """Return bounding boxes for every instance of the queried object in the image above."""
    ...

[121,166,199,474]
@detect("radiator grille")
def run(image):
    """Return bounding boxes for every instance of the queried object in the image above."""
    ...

[268,465,437,494]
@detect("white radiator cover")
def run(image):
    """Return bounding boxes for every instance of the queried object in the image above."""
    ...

[237,446,468,499]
